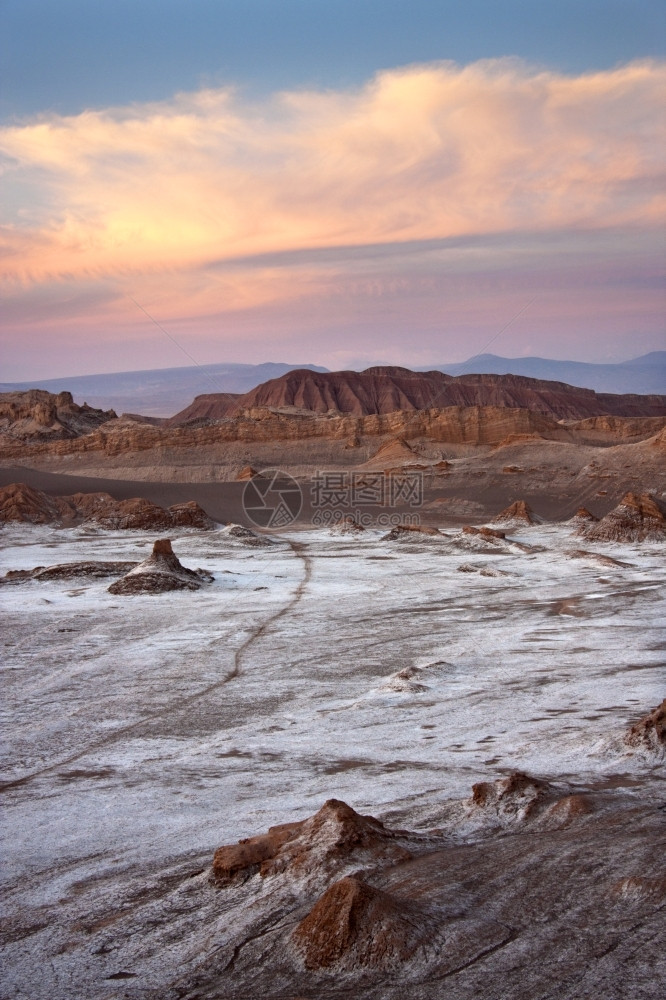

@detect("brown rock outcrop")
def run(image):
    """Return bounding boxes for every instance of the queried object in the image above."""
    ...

[490,500,540,526]
[567,415,666,442]
[382,524,443,541]
[568,507,599,526]
[364,436,416,466]
[0,390,115,441]
[0,483,214,530]
[0,406,571,465]
[212,799,409,882]
[625,699,666,753]
[236,465,258,481]
[292,876,434,970]
[580,492,666,542]
[165,501,215,529]
[108,539,213,594]
[462,525,506,539]
[167,392,242,426]
[220,523,271,545]
[470,772,547,823]
[2,561,137,584]
[226,367,666,420]
[0,482,63,524]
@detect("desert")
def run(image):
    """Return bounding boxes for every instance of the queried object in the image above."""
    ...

[1,363,664,998]
[3,5,666,995]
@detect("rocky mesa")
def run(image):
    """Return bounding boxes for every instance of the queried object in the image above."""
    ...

[169,366,666,423]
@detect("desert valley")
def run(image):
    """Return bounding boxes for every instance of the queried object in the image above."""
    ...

[0,363,664,999]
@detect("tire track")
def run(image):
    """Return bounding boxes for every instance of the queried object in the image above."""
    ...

[227,540,311,681]
[0,540,311,793]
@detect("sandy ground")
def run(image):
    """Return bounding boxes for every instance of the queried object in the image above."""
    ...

[0,517,664,998]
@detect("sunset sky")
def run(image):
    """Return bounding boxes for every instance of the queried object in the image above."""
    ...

[1,0,664,380]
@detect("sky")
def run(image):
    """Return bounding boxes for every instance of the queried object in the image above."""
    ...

[1,0,665,379]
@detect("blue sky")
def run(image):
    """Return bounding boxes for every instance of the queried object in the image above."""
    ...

[2,0,664,119]
[1,1,664,378]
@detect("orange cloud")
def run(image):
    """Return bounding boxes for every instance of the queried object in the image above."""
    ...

[0,58,664,302]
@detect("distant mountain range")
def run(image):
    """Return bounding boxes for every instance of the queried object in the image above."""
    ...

[421,352,666,395]
[1,353,663,416]
[0,363,328,417]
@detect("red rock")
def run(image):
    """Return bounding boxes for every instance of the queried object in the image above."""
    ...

[541,795,592,827]
[625,699,666,752]
[167,392,241,425]
[167,501,215,529]
[0,483,214,530]
[462,525,506,539]
[0,390,115,441]
[382,524,442,541]
[580,492,665,542]
[364,437,416,465]
[212,823,301,879]
[292,876,433,970]
[212,799,409,882]
[236,465,259,481]
[331,516,366,535]
[108,539,213,595]
[490,500,540,525]
[0,482,64,524]
[231,368,666,420]
[569,507,599,524]
[470,771,547,822]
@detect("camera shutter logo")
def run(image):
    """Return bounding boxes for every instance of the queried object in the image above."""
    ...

[242,469,303,528]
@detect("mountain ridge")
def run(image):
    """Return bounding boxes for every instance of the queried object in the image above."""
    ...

[170,368,666,423]
[1,353,662,415]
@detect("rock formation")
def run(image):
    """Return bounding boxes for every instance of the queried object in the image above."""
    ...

[0,390,115,441]
[217,367,666,420]
[579,492,666,542]
[7,401,666,480]
[0,482,63,524]
[167,392,241,426]
[163,501,215,529]
[292,875,435,970]
[469,772,547,825]
[330,516,366,535]
[108,539,213,594]
[381,665,429,693]
[490,499,541,526]
[219,523,271,545]
[568,506,599,527]
[382,524,443,541]
[2,561,137,584]
[462,524,506,539]
[0,483,214,529]
[625,700,666,754]
[364,436,418,466]
[212,799,410,883]
[236,465,258,481]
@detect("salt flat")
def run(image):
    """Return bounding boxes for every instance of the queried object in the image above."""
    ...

[0,521,664,998]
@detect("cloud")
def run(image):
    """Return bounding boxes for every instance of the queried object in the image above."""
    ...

[1,58,664,379]
[0,58,664,291]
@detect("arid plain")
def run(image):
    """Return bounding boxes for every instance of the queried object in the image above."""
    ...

[1,366,664,999]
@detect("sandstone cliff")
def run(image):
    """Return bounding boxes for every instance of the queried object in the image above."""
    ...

[0,390,115,441]
[169,367,666,423]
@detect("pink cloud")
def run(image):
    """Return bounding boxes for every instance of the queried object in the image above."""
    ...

[0,59,663,376]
